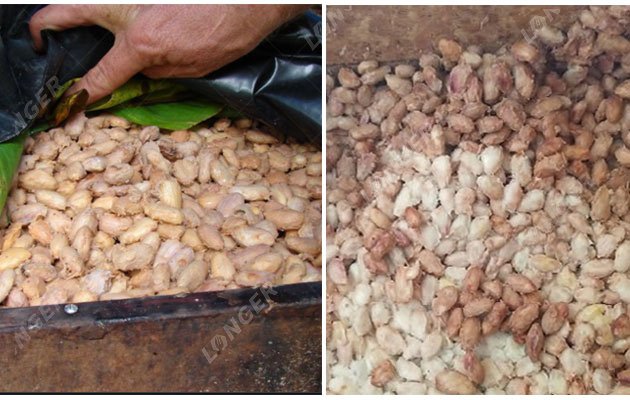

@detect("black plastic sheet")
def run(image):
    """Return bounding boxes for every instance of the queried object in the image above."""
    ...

[177,11,322,144]
[0,5,113,141]
[0,5,321,144]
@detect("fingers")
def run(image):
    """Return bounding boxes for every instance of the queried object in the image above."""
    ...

[29,5,134,51]
[69,39,143,104]
[29,5,96,51]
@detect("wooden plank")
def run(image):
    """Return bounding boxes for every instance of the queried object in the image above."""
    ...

[327,5,585,65]
[0,282,322,392]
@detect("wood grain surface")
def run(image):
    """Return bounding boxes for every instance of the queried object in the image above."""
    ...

[327,5,585,65]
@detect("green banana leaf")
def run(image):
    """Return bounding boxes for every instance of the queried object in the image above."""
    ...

[111,100,223,131]
[87,78,222,130]
[88,78,188,111]
[0,134,26,215]
[137,87,191,105]
[28,122,53,136]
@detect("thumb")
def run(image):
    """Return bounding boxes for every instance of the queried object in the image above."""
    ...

[69,39,143,104]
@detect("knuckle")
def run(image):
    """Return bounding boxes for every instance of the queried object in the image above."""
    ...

[125,28,161,59]
[29,11,46,30]
[85,63,116,93]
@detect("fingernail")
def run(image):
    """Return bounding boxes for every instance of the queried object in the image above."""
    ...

[63,83,82,98]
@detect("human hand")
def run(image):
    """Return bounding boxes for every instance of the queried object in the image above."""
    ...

[30,4,307,103]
